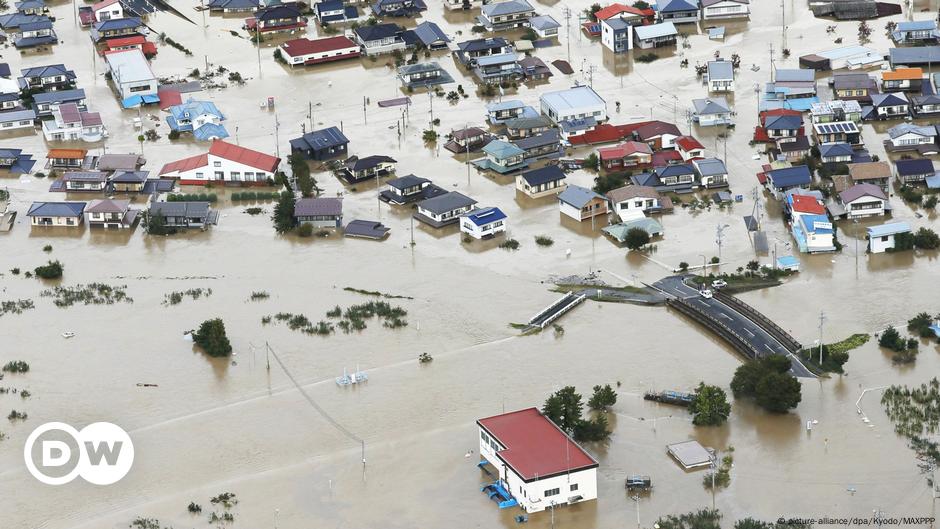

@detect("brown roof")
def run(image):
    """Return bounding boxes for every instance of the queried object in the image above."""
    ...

[848,161,891,181]
[606,184,660,204]
[832,174,852,193]
[86,199,130,214]
[635,121,681,141]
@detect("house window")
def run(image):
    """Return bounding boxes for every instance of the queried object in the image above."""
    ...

[230,171,240,180]
[570,484,579,491]
[213,161,222,167]
[214,171,224,179]
[544,488,560,497]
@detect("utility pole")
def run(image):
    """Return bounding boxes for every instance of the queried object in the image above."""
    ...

[818,311,826,364]
[769,42,776,82]
[428,89,433,127]
[256,27,262,78]
[710,449,719,510]
[631,495,640,529]
[273,113,280,158]
[363,96,367,124]
[716,224,729,263]
[563,7,571,63]
[308,101,313,131]
[781,0,787,53]
[465,124,471,185]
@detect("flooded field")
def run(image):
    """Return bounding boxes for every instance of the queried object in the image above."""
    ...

[2,0,940,527]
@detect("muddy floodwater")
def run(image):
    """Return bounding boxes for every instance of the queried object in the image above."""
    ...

[2,0,940,527]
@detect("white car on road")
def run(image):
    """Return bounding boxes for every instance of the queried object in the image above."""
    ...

[700,289,714,299]
[711,280,727,289]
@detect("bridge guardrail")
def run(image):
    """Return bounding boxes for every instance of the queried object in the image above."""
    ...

[714,291,802,352]
[666,298,761,361]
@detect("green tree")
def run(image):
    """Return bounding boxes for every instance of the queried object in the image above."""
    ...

[542,386,583,433]
[33,260,63,279]
[587,384,617,410]
[632,0,650,9]
[289,153,316,198]
[192,318,232,357]
[689,382,731,426]
[754,371,802,413]
[913,227,940,250]
[656,509,722,529]
[572,413,610,442]
[624,227,651,250]
[585,3,602,21]
[272,191,297,233]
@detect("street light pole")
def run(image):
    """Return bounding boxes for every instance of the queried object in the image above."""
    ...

[699,254,707,278]
[631,494,641,529]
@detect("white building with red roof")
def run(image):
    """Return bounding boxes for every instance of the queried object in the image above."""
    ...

[93,0,124,22]
[279,36,361,67]
[158,140,281,186]
[477,407,598,513]
[674,135,705,161]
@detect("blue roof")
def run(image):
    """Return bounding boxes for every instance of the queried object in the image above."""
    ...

[483,140,524,159]
[767,166,812,189]
[19,19,52,30]
[463,206,506,227]
[765,114,802,130]
[529,15,560,31]
[486,100,525,112]
[776,255,799,268]
[315,0,344,12]
[659,0,698,13]
[520,165,565,186]
[604,17,631,30]
[558,184,605,208]
[355,23,401,41]
[800,214,832,234]
[93,17,142,31]
[293,126,349,151]
[867,222,911,238]
[656,164,694,177]
[193,123,229,141]
[33,88,85,104]
[476,52,518,67]
[559,116,596,133]
[168,99,225,123]
[27,201,86,217]
[896,158,934,175]
[635,22,677,40]
[897,20,936,31]
[819,142,853,158]
[413,21,449,45]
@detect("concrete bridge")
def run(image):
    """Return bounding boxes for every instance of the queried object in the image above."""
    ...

[651,276,815,378]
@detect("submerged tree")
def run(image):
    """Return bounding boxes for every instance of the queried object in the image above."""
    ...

[689,382,731,426]
[272,191,297,233]
[192,318,233,357]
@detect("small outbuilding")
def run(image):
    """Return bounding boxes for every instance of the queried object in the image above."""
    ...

[867,222,912,253]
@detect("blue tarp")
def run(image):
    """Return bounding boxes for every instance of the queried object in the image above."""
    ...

[121,94,160,109]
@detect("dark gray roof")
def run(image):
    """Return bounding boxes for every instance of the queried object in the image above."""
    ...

[412,21,449,45]
[149,201,210,218]
[344,219,390,239]
[27,201,86,217]
[346,155,396,171]
[33,88,85,104]
[417,191,476,214]
[292,126,349,151]
[513,129,560,150]
[294,197,343,217]
[387,174,430,189]
[520,165,565,186]
[558,184,605,208]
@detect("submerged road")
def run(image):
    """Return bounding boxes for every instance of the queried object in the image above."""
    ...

[653,276,815,378]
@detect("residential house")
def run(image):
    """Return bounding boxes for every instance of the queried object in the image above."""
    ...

[601,16,637,53]
[504,116,552,139]
[477,408,598,514]
[314,0,359,23]
[692,97,733,126]
[290,126,349,161]
[0,109,36,132]
[18,64,76,92]
[540,85,607,125]
[701,0,750,19]
[882,68,923,93]
[753,109,804,144]
[912,94,940,117]
[657,0,699,23]
[32,89,86,119]
[443,126,493,153]
[891,20,938,44]
[779,137,812,162]
[380,174,446,204]
[460,207,507,239]
[41,103,106,142]
[831,73,877,102]
[633,22,677,49]
[96,153,144,172]
[800,46,884,70]
[414,191,477,227]
[353,23,407,55]
[90,17,142,43]
[486,100,530,124]
[635,121,681,150]
[793,213,835,253]
[706,60,735,92]
[765,68,817,101]
[0,92,22,112]
[559,117,596,142]
[765,165,812,198]
[895,159,935,184]
[472,53,522,84]
[444,0,481,11]
[558,184,608,222]
[15,0,46,16]
[46,148,86,169]
[477,0,535,32]
[412,21,450,49]
[819,142,854,165]
[105,49,158,104]
[810,99,862,124]
[786,193,826,222]
[0,148,36,173]
[100,35,157,58]
[27,201,85,226]
[15,19,56,49]
[515,165,566,198]
[92,0,123,21]
[158,139,280,185]
[454,37,512,66]
[598,141,652,172]
[398,62,454,89]
[166,99,228,141]
[648,163,696,190]
[207,0,260,12]
[693,158,729,188]
[606,185,668,217]
[110,170,150,192]
[247,5,306,34]
[889,46,940,68]
[371,0,426,17]
[513,130,561,160]
[294,197,343,228]
[147,201,217,229]
[838,183,887,219]
[884,123,937,153]
[279,36,361,66]
[675,136,705,161]
[812,121,861,145]
[848,162,891,193]
[867,222,912,254]
[519,56,552,81]
[603,216,664,242]
[85,198,138,228]
[60,171,108,191]
[339,155,396,183]
[869,92,910,120]
[529,15,560,38]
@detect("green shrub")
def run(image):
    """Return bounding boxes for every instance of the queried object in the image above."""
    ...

[192,319,232,357]
[297,223,314,237]
[33,260,63,279]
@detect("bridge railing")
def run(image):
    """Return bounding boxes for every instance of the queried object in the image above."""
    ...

[666,298,761,361]
[714,291,802,352]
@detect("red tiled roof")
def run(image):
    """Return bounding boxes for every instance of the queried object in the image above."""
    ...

[790,194,825,215]
[594,3,649,20]
[281,36,358,58]
[209,140,280,172]
[599,140,652,160]
[158,89,182,110]
[652,150,682,167]
[635,121,681,140]
[756,171,768,184]
[104,35,147,47]
[478,408,597,481]
[675,135,704,152]
[47,148,87,160]
[93,0,119,11]
[159,153,209,176]
[568,121,653,146]
[753,126,771,143]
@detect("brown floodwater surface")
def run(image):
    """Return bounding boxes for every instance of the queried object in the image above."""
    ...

[2,0,940,527]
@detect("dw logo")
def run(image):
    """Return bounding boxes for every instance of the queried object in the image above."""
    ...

[23,422,134,485]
